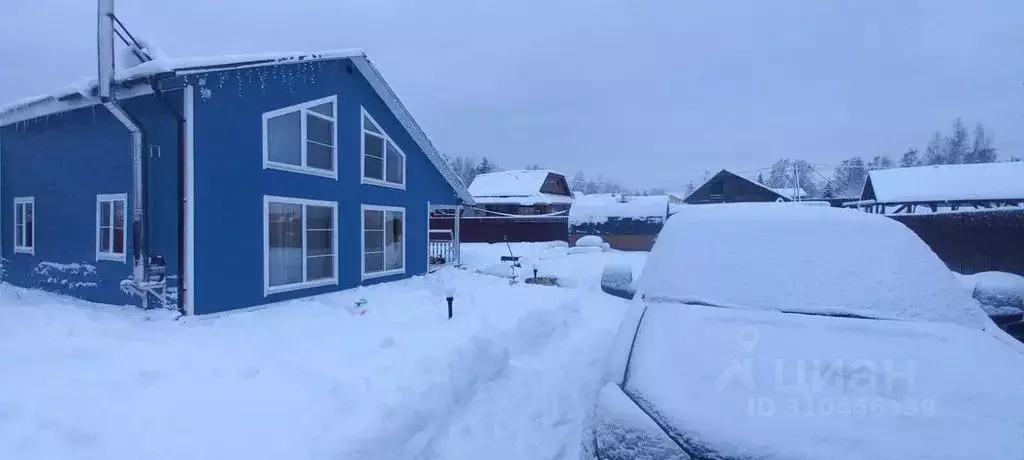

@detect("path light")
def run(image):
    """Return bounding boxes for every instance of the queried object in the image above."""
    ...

[445,287,456,320]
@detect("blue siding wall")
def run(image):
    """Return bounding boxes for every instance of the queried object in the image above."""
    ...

[190,59,461,314]
[0,92,182,306]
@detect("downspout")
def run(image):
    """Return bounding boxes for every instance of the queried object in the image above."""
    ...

[149,79,186,315]
[98,0,148,285]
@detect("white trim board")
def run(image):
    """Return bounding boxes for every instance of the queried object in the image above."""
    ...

[262,95,338,180]
[263,195,339,296]
[360,204,407,280]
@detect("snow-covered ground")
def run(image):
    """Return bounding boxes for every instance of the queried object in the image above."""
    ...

[0,242,646,460]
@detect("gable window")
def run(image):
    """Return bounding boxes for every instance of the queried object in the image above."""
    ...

[264,196,338,295]
[13,197,34,254]
[96,194,127,261]
[361,108,406,188]
[262,95,337,178]
[362,205,405,278]
[709,180,724,196]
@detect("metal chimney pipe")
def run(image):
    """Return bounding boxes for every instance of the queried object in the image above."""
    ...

[97,0,114,98]
[97,0,149,287]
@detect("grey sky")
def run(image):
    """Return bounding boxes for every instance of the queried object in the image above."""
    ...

[2,0,1022,190]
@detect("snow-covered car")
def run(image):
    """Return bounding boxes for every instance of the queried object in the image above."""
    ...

[582,203,1024,460]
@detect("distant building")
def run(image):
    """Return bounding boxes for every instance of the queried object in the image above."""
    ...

[849,163,1024,276]
[684,170,793,204]
[569,194,669,251]
[431,170,573,243]
[852,162,1024,214]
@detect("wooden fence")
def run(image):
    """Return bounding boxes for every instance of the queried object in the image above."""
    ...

[891,209,1024,275]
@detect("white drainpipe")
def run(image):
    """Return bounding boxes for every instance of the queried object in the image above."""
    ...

[98,0,147,283]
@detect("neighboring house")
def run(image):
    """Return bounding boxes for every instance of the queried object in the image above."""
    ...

[853,162,1024,214]
[0,49,472,315]
[569,194,669,251]
[433,170,572,243]
[684,170,793,204]
[466,170,573,216]
[849,163,1024,275]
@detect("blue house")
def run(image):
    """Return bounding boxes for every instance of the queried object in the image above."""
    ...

[0,49,472,315]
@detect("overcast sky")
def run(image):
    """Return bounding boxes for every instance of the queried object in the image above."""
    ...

[2,0,1022,190]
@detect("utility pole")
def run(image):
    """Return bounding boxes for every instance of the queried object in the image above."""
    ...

[793,162,801,202]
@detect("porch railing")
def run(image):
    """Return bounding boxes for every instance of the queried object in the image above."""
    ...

[429,229,456,266]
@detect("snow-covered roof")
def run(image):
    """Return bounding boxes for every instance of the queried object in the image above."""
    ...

[865,162,1024,203]
[0,49,473,204]
[768,186,808,199]
[468,170,572,205]
[569,195,669,225]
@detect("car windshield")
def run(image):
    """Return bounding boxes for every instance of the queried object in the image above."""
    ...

[637,204,991,328]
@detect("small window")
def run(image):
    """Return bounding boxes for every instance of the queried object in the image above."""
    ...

[361,108,406,188]
[13,197,34,255]
[265,196,338,295]
[96,193,127,261]
[262,96,337,178]
[362,205,405,278]
[709,180,724,196]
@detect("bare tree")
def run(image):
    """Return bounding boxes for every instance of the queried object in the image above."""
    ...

[966,123,997,163]
[899,148,920,167]
[832,156,867,198]
[868,155,895,170]
[943,118,969,164]
[925,132,945,165]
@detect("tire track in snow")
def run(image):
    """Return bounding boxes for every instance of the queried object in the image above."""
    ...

[415,297,628,460]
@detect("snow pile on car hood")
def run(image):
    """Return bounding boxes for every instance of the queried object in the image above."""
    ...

[638,203,989,328]
[625,304,1024,460]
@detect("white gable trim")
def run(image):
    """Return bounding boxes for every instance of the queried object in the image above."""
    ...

[350,57,474,204]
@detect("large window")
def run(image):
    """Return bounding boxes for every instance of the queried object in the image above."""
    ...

[96,193,127,261]
[262,96,337,178]
[361,108,406,188]
[13,197,34,255]
[264,196,337,295]
[362,205,405,278]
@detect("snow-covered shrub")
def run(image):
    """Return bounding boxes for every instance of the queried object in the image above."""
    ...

[568,246,603,255]
[576,235,604,247]
[32,262,99,291]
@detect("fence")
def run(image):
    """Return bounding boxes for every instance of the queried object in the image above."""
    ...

[891,209,1024,275]
[430,216,568,243]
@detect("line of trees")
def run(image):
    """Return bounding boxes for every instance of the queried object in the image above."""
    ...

[761,118,1017,199]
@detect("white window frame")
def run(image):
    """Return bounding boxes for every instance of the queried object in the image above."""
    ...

[262,95,338,179]
[361,204,406,279]
[95,193,128,262]
[263,195,339,296]
[360,107,407,189]
[13,196,34,255]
